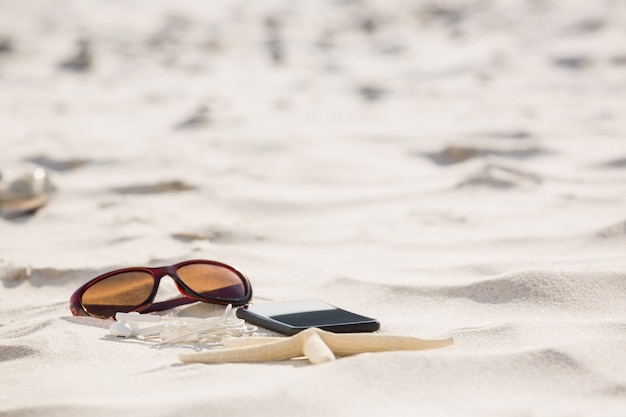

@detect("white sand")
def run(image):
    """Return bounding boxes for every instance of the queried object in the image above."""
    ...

[1,0,626,415]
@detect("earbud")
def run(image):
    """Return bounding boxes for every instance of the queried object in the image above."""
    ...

[109,311,193,338]
[110,321,133,337]
[109,312,144,338]
[107,305,256,344]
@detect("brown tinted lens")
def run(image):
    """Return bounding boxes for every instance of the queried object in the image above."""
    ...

[177,263,247,301]
[81,271,155,318]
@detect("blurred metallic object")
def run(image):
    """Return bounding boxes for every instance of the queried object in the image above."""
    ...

[0,168,54,219]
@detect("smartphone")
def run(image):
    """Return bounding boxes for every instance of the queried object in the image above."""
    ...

[236,299,380,335]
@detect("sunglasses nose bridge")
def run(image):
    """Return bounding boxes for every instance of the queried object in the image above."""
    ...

[161,266,182,283]
[147,267,174,290]
[146,266,190,302]
[158,266,192,294]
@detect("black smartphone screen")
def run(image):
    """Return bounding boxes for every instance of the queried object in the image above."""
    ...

[236,300,380,335]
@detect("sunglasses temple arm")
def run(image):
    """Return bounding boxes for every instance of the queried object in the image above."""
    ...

[143,296,199,314]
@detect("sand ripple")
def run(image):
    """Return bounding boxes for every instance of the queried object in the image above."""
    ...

[0,345,39,362]
[595,219,626,239]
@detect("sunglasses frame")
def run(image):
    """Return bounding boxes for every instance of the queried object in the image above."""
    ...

[70,259,252,318]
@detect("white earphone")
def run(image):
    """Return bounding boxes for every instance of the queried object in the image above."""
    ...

[109,305,256,344]
[109,312,168,338]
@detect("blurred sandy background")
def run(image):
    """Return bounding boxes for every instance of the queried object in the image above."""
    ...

[1,1,626,416]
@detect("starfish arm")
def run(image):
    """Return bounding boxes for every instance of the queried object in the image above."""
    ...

[179,328,453,364]
[179,332,306,363]
[302,331,335,364]
[222,330,335,364]
[316,329,453,357]
[222,336,279,348]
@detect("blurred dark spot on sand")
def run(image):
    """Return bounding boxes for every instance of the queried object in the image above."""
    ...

[21,267,96,287]
[0,35,14,54]
[379,43,405,56]
[148,14,191,50]
[457,163,542,189]
[481,130,533,140]
[358,15,379,34]
[171,228,265,244]
[264,16,285,65]
[202,29,224,53]
[357,84,387,101]
[0,265,31,284]
[424,145,546,165]
[174,104,211,130]
[27,155,89,172]
[107,235,141,245]
[426,145,478,164]
[112,180,195,195]
[595,219,626,239]
[59,39,92,72]
[564,18,606,35]
[417,2,468,27]
[600,385,626,397]
[552,56,592,70]
[610,54,626,66]
[316,30,335,52]
[599,157,626,168]
[0,345,39,362]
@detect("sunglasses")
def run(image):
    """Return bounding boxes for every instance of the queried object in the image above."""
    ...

[70,259,252,318]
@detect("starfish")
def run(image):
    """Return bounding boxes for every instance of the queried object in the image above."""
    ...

[179,328,453,365]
